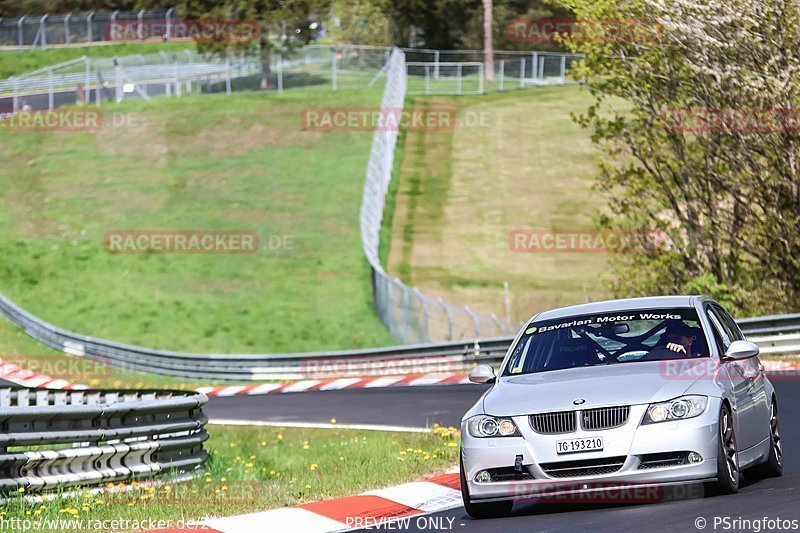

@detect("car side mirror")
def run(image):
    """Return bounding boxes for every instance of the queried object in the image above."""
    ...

[723,340,760,361]
[468,364,496,384]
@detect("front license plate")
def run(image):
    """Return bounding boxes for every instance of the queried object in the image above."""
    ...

[556,437,604,454]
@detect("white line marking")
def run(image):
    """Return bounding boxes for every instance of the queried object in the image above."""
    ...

[280,380,320,393]
[364,481,461,512]
[208,419,432,433]
[407,374,451,386]
[206,507,345,533]
[215,386,248,397]
[246,383,283,395]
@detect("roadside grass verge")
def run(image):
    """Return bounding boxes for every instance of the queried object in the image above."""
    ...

[0,424,461,532]
[0,88,396,355]
[387,85,616,321]
[0,43,196,79]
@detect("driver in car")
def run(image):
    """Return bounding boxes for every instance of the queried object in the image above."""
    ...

[645,321,698,359]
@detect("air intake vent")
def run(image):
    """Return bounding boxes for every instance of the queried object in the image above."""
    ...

[580,406,630,431]
[638,452,689,469]
[529,411,576,434]
[539,456,626,478]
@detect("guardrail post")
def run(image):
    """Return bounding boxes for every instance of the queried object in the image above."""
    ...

[457,64,462,95]
[225,56,232,95]
[478,63,484,94]
[538,55,545,81]
[560,54,567,84]
[11,77,18,113]
[434,50,440,80]
[424,64,430,95]
[531,52,538,81]
[498,59,505,92]
[46,66,54,110]
[519,57,525,89]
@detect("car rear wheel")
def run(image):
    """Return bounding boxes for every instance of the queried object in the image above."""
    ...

[751,396,783,477]
[460,455,513,519]
[706,404,739,495]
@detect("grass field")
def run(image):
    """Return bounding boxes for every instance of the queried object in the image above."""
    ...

[387,85,614,321]
[0,43,197,79]
[0,87,397,354]
[0,424,460,532]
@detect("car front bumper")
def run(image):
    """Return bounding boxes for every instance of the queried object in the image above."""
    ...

[461,400,721,503]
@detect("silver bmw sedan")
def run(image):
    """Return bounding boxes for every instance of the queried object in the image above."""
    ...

[461,296,782,518]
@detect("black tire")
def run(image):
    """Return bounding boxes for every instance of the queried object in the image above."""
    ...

[706,403,739,496]
[751,397,783,477]
[460,455,513,519]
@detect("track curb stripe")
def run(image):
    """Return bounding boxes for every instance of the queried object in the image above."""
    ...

[147,472,460,533]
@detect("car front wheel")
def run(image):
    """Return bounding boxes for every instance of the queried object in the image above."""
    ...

[460,455,513,519]
[706,403,739,495]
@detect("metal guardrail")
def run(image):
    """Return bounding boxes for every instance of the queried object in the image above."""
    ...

[0,387,208,492]
[1,292,798,383]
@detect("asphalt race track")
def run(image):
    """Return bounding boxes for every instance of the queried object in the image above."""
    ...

[204,384,489,428]
[207,377,799,533]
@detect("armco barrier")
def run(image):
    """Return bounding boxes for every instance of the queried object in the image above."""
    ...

[0,387,208,492]
[1,292,799,382]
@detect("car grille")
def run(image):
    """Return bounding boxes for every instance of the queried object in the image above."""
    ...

[580,406,630,431]
[539,456,627,478]
[638,452,689,469]
[529,411,576,434]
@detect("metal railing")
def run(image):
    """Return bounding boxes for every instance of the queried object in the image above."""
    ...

[0,387,208,492]
[1,292,798,383]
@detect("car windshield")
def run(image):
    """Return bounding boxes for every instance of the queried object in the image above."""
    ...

[503,308,709,376]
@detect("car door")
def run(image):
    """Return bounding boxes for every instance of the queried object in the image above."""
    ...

[714,305,770,442]
[705,305,766,449]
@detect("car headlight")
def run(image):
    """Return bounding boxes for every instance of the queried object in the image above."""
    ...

[467,415,520,437]
[642,395,708,424]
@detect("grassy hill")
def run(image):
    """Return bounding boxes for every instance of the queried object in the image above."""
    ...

[386,85,614,322]
[0,87,396,354]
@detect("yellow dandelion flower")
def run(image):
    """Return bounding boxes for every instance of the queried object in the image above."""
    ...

[310,464,318,471]
[330,418,336,424]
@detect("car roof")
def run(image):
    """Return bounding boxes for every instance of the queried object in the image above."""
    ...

[530,295,706,323]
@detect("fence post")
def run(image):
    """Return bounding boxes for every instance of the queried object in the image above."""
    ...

[457,64,462,95]
[464,305,480,338]
[277,53,283,93]
[39,15,48,49]
[434,50,440,80]
[538,56,545,81]
[402,284,411,343]
[64,13,71,44]
[498,59,505,92]
[137,9,145,40]
[17,16,25,47]
[519,57,525,89]
[560,54,567,84]
[110,10,119,42]
[165,8,174,40]
[225,56,232,95]
[438,298,453,342]
[414,288,430,343]
[331,47,338,91]
[424,64,430,95]
[532,52,538,81]
[160,51,171,97]
[87,12,94,43]
[478,63,484,94]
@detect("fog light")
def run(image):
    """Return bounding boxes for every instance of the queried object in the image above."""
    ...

[475,470,492,483]
[688,452,702,463]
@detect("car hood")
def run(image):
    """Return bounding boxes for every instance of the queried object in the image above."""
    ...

[483,359,716,416]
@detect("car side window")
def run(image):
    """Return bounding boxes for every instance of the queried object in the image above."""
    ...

[706,308,732,352]
[713,305,744,341]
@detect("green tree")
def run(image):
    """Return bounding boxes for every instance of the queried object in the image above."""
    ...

[561,0,800,314]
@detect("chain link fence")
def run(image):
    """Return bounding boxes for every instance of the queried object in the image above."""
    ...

[360,48,517,344]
